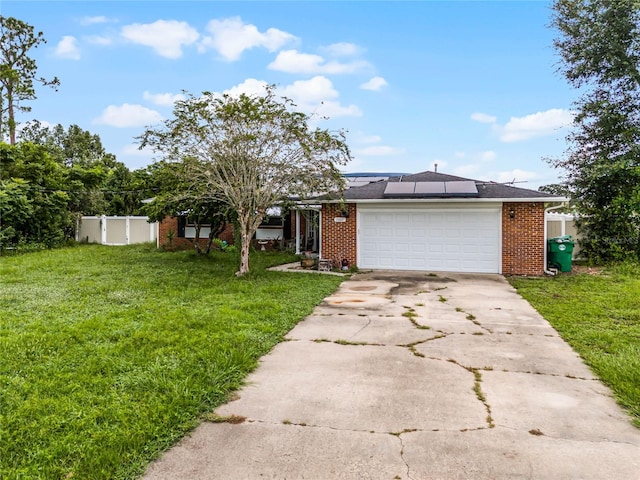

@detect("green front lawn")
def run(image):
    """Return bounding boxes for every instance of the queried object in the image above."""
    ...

[509,263,640,428]
[0,244,344,479]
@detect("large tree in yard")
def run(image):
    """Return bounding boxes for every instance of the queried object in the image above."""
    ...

[0,16,59,145]
[550,0,640,261]
[140,87,351,275]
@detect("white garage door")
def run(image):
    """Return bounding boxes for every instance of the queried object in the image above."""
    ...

[358,206,501,273]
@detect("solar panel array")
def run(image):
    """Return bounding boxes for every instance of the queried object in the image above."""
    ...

[383,181,478,197]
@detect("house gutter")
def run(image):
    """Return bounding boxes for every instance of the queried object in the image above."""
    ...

[544,203,568,276]
[314,197,568,204]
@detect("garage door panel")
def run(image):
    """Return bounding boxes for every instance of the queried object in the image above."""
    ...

[358,207,500,273]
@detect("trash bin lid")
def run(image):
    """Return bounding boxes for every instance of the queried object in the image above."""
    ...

[550,235,573,243]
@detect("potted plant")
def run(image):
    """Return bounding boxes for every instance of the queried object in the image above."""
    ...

[300,251,315,268]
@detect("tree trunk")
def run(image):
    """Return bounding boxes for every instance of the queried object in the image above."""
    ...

[237,228,251,276]
[205,220,225,255]
[193,224,202,254]
[7,87,16,145]
[236,211,265,277]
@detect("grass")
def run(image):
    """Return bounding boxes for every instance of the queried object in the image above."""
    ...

[509,262,640,428]
[0,244,344,479]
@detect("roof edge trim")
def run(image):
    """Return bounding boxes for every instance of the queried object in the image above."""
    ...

[312,197,568,204]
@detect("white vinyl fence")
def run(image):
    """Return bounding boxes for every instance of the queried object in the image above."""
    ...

[77,216,158,246]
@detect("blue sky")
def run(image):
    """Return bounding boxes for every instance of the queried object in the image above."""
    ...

[4,1,576,189]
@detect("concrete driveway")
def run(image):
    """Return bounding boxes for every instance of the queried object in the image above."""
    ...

[144,271,640,479]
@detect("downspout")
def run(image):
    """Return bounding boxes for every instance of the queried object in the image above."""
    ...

[544,203,566,276]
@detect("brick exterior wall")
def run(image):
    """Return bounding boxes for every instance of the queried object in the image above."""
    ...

[501,202,546,276]
[158,216,234,250]
[320,203,357,268]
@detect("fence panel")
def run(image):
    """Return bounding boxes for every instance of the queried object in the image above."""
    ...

[78,216,157,245]
[78,217,102,243]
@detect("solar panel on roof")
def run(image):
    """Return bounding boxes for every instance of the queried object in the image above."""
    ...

[383,180,479,197]
[383,182,416,195]
[414,182,446,194]
[444,181,478,195]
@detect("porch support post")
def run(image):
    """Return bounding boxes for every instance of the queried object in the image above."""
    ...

[318,208,322,259]
[295,209,301,254]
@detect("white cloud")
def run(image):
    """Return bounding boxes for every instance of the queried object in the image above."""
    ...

[499,109,574,142]
[315,101,362,118]
[121,20,199,59]
[454,151,466,158]
[454,164,481,177]
[86,35,113,46]
[201,17,296,61]
[199,76,361,120]
[321,42,362,57]
[481,150,496,161]
[80,16,110,26]
[143,91,186,106]
[495,169,539,184]
[280,76,361,118]
[269,49,369,74]
[471,112,497,124]
[281,76,337,104]
[355,145,405,156]
[94,104,163,127]
[356,134,382,144]
[223,78,269,97]
[54,36,81,60]
[360,76,388,91]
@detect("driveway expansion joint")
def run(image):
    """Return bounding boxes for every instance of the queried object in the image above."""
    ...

[443,358,495,428]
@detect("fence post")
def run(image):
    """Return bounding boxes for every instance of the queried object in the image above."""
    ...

[125,217,130,245]
[101,215,107,245]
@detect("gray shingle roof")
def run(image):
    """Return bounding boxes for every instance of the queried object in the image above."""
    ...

[332,171,560,201]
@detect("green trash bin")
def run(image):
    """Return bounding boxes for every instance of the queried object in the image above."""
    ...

[548,235,575,272]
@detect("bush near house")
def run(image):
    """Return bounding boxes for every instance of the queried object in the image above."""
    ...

[509,263,640,428]
[0,244,343,479]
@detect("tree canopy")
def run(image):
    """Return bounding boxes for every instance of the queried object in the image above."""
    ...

[550,0,640,261]
[140,86,351,275]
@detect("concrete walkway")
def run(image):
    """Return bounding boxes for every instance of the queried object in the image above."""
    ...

[144,271,640,479]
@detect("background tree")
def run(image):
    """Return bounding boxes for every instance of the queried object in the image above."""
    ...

[0,16,59,144]
[550,0,640,261]
[0,142,71,249]
[19,122,147,215]
[140,86,351,275]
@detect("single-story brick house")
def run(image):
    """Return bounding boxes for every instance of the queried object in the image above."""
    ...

[310,171,566,276]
